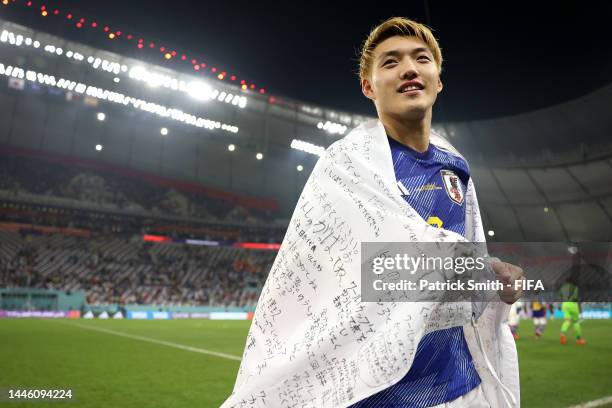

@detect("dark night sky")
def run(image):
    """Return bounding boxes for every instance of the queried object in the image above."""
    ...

[3,0,611,122]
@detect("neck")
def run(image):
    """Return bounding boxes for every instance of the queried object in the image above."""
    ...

[381,109,432,152]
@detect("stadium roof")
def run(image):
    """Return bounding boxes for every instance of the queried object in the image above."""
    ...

[1,0,610,122]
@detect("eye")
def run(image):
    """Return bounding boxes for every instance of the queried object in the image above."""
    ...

[417,55,431,61]
[383,59,397,66]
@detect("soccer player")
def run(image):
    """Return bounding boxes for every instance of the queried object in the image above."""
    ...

[222,17,523,408]
[508,301,522,341]
[531,301,546,340]
[560,277,585,345]
[349,17,522,407]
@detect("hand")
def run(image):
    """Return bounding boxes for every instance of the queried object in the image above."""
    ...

[491,260,524,305]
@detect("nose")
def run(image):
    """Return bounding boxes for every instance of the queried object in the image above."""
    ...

[399,58,419,79]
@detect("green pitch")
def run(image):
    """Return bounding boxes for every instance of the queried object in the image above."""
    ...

[0,318,610,407]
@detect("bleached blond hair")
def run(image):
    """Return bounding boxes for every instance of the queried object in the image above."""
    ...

[359,17,443,84]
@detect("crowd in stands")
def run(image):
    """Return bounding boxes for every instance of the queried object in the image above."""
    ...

[0,153,287,309]
[0,230,276,308]
[0,154,276,224]
[0,201,286,243]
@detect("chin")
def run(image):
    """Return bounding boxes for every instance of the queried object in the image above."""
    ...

[396,105,428,120]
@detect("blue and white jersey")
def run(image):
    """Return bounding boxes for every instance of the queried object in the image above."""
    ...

[351,136,480,408]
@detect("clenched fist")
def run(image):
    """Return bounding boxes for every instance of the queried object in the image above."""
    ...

[491,260,524,305]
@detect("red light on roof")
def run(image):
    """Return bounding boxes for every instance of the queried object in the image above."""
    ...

[159,46,165,52]
[194,65,200,71]
[143,234,170,243]
[26,1,32,6]
[200,62,206,68]
[191,58,197,64]
[75,22,82,28]
[149,42,155,48]
[127,34,133,40]
[240,80,246,85]
[116,31,121,36]
[233,242,280,250]
[66,13,72,19]
[53,9,59,15]
[211,67,217,73]
[137,38,143,43]
[103,26,110,32]
[79,17,85,22]
[137,43,143,49]
[259,88,265,94]
[181,55,186,60]
[40,4,45,10]
[250,84,255,89]
[268,96,276,104]
[171,50,176,56]
[230,75,236,81]
[91,21,97,27]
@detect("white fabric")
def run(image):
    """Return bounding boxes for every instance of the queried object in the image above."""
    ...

[221,119,520,408]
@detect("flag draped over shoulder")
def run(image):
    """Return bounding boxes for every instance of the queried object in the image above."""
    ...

[221,119,519,408]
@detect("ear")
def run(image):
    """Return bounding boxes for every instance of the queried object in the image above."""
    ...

[437,77,444,93]
[361,78,376,101]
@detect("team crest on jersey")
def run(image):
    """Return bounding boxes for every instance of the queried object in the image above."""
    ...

[440,170,464,205]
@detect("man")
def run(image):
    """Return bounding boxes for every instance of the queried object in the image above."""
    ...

[349,17,521,407]
[508,301,522,341]
[559,272,585,345]
[531,301,546,340]
[222,17,522,408]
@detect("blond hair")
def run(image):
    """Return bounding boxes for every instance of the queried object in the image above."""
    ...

[358,17,443,84]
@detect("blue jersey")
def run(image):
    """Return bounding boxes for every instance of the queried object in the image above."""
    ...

[351,136,480,407]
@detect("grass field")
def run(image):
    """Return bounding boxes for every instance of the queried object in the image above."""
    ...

[0,318,610,408]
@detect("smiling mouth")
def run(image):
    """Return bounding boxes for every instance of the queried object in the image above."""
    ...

[399,86,422,93]
[400,89,422,94]
[398,83,425,95]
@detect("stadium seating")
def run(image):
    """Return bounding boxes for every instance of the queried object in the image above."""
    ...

[0,230,275,308]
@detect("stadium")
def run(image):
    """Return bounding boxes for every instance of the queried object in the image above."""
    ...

[0,2,610,408]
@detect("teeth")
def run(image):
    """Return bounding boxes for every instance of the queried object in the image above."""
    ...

[401,85,420,92]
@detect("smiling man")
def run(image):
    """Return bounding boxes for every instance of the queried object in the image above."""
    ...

[222,17,521,408]
[349,17,521,407]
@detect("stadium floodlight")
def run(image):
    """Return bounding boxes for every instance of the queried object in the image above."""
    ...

[1,29,251,110]
[186,80,212,101]
[228,144,236,152]
[487,230,495,237]
[160,127,168,135]
[113,77,120,83]
[256,152,263,160]
[297,165,303,172]
[1,61,240,134]
[95,144,103,151]
[317,120,348,135]
[290,139,325,157]
[97,112,106,121]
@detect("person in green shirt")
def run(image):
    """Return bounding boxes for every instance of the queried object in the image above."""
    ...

[559,267,585,345]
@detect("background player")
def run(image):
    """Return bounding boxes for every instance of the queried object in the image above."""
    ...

[531,300,547,340]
